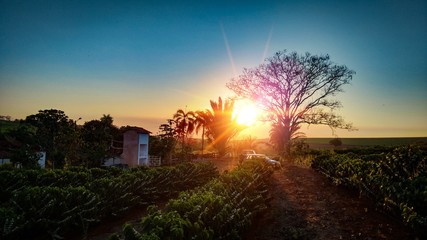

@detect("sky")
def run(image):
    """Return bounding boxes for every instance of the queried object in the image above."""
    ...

[1,0,426,138]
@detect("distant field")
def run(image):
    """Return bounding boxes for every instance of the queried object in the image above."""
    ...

[305,137,427,149]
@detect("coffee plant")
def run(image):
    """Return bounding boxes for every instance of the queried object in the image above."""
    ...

[0,162,218,239]
[110,159,272,240]
[312,145,426,236]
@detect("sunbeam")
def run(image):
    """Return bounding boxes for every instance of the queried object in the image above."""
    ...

[220,22,237,77]
[261,24,274,63]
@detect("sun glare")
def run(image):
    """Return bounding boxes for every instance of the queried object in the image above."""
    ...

[235,102,259,126]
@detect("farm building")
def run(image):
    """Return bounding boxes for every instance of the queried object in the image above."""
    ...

[104,126,161,167]
[121,126,151,167]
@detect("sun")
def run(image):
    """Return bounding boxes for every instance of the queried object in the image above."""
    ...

[234,102,260,126]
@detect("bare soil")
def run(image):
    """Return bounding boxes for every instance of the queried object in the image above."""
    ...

[245,164,417,240]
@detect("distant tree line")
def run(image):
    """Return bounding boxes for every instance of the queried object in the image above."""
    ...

[0,96,243,168]
[0,109,124,168]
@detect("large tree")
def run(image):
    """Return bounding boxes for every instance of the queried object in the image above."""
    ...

[2,125,40,168]
[81,114,120,167]
[25,109,77,168]
[227,50,355,159]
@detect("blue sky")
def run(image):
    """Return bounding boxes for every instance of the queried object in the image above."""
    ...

[1,0,426,137]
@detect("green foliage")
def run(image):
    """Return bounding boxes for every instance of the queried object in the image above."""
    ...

[0,162,219,239]
[24,109,77,168]
[5,186,100,239]
[0,124,39,168]
[80,115,121,167]
[151,120,177,164]
[10,145,41,168]
[0,118,19,133]
[290,139,311,163]
[149,135,176,161]
[112,160,272,240]
[312,146,426,236]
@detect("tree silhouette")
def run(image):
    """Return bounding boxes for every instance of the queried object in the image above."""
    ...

[25,109,77,168]
[227,50,355,159]
[195,110,214,158]
[2,125,40,168]
[81,115,119,167]
[173,109,196,156]
[203,97,241,157]
[329,138,342,148]
[151,119,177,164]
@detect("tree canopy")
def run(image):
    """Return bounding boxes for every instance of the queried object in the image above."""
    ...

[227,50,355,158]
[80,114,120,167]
[25,109,77,167]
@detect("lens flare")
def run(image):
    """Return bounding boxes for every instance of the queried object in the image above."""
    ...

[235,103,259,126]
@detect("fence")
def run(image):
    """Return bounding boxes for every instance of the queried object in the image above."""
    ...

[148,156,161,167]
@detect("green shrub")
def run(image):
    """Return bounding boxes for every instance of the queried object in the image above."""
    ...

[312,145,427,236]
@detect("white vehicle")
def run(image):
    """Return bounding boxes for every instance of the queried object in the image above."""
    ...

[239,149,256,161]
[241,149,256,156]
[244,153,282,169]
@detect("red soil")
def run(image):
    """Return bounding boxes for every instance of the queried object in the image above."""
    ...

[245,164,417,240]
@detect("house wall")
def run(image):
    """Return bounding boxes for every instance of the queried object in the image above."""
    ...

[122,130,150,167]
[122,130,139,167]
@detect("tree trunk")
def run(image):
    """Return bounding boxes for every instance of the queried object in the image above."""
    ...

[282,119,292,162]
[201,126,205,159]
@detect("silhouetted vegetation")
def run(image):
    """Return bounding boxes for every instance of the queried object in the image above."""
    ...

[0,109,124,169]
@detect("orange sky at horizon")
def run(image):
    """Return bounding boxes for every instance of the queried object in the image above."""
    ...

[2,78,426,139]
[2,77,426,139]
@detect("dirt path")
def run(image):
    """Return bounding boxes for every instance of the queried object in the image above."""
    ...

[246,164,416,240]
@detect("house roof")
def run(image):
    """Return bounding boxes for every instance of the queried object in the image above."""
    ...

[123,126,151,134]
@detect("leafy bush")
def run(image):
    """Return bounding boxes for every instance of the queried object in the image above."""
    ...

[110,160,272,240]
[312,145,426,236]
[0,162,219,239]
[4,186,100,239]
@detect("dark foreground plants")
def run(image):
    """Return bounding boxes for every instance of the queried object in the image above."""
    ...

[0,162,218,240]
[110,160,273,240]
[311,145,426,237]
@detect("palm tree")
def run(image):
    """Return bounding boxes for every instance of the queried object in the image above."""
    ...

[195,110,213,158]
[205,97,242,157]
[173,109,196,154]
[270,120,305,159]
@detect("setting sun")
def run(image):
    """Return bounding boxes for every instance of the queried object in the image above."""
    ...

[234,102,260,126]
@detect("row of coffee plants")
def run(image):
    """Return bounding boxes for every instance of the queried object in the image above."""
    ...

[110,160,273,240]
[0,162,219,240]
[311,146,426,236]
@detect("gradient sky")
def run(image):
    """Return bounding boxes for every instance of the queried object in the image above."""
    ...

[1,0,426,138]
